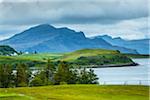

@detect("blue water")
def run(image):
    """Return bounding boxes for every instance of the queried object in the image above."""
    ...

[92,58,150,85]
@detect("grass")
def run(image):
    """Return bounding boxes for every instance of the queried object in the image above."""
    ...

[62,49,118,61]
[0,55,37,64]
[0,53,63,66]
[0,85,149,100]
[0,49,147,67]
[16,53,63,61]
[0,93,31,100]
[0,49,119,65]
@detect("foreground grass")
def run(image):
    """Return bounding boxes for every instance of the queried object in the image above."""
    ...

[0,85,149,100]
[0,93,31,100]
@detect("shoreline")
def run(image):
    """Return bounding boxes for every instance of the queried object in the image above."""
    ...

[78,62,139,68]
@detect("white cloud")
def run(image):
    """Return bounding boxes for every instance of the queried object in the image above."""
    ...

[54,17,149,40]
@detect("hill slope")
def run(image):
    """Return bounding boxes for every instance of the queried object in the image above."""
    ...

[0,45,17,56]
[61,49,136,67]
[62,48,118,61]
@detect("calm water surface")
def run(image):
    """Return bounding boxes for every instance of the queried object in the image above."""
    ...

[92,58,150,85]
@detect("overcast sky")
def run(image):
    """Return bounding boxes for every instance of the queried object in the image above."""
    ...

[0,0,149,40]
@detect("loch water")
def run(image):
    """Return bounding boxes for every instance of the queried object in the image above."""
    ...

[92,58,150,85]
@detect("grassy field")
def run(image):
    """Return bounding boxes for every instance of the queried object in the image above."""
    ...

[0,49,119,65]
[0,85,149,100]
[16,53,63,62]
[0,49,148,68]
[0,53,63,67]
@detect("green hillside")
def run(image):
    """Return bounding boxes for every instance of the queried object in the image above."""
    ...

[62,48,119,61]
[0,49,136,68]
[16,53,63,61]
[0,45,17,56]
[61,49,135,66]
[0,55,45,68]
[0,85,149,100]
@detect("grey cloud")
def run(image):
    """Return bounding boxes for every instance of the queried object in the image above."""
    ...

[54,17,149,40]
[0,0,148,25]
[0,0,149,40]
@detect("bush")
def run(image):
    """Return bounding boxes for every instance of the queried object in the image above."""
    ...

[30,77,43,86]
[60,82,68,85]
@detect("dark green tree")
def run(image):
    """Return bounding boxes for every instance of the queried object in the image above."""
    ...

[34,51,37,54]
[54,61,76,84]
[87,69,99,84]
[30,71,47,86]
[77,68,98,84]
[45,59,56,84]
[77,68,89,84]
[30,61,99,86]
[0,64,14,88]
[30,60,56,86]
[30,76,43,86]
[16,63,31,87]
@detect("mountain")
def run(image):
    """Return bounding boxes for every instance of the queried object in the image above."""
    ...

[0,45,17,55]
[0,24,138,54]
[94,35,149,54]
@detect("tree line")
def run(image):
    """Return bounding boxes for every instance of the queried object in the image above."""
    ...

[0,59,98,88]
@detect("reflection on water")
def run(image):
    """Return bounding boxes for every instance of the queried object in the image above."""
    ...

[92,58,150,85]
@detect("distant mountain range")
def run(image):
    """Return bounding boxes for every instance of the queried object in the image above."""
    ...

[0,24,146,54]
[93,35,149,54]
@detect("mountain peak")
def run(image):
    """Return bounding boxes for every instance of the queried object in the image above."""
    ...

[114,37,122,40]
[93,35,112,39]
[58,27,75,32]
[31,24,55,30]
[20,24,56,35]
[102,35,112,38]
